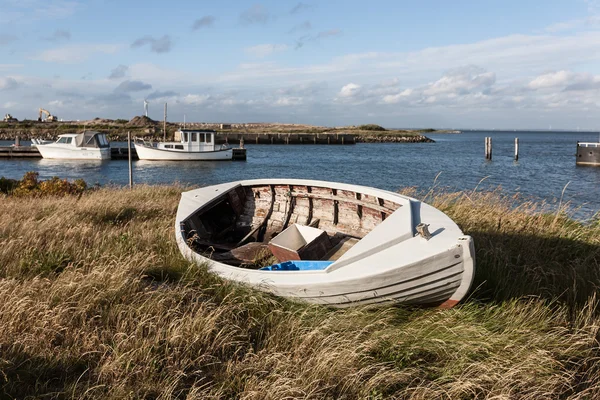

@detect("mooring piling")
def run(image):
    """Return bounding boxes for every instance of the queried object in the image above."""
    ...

[515,138,519,161]
[127,131,133,189]
[485,137,493,160]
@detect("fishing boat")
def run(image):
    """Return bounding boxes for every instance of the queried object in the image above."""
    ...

[134,129,232,161]
[35,131,110,160]
[175,179,475,308]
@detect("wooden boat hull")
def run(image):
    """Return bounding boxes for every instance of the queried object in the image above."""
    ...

[175,179,475,308]
[134,143,233,161]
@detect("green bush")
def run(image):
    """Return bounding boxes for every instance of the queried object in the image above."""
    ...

[1,172,88,197]
[357,124,387,131]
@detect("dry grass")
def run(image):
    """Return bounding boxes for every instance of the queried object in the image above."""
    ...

[1,186,600,399]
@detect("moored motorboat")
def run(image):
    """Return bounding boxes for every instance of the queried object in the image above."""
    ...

[134,129,233,161]
[175,179,475,308]
[35,131,110,160]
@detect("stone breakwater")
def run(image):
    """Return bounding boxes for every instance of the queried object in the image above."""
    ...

[0,126,434,144]
[356,135,435,143]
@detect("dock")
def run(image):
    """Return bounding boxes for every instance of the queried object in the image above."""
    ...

[576,142,600,166]
[0,146,248,161]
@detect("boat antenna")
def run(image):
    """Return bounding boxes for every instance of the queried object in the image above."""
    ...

[184,114,186,129]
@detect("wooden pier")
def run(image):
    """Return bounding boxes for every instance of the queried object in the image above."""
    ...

[0,146,247,161]
[214,132,356,145]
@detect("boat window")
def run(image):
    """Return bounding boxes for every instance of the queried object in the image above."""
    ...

[175,145,184,150]
[57,137,68,143]
[65,137,72,144]
[182,132,188,142]
[199,133,205,143]
[206,133,212,143]
[191,132,197,142]
[165,144,173,149]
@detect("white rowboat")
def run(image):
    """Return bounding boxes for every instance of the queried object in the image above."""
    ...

[176,179,475,308]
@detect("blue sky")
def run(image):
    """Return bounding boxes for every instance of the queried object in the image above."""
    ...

[1,0,600,129]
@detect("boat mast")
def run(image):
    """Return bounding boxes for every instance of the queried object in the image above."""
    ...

[163,102,167,141]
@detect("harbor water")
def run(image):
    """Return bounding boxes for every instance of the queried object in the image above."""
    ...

[1,131,599,219]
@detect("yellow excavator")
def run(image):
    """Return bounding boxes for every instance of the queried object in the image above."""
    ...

[38,108,58,122]
[3,113,18,122]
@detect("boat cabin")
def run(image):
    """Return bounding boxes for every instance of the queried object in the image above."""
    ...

[55,131,110,148]
[157,129,219,152]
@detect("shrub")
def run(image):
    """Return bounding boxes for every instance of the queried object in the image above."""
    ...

[2,172,88,197]
[0,177,19,194]
[357,124,387,131]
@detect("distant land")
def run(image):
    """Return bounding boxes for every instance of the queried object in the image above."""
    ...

[0,117,455,143]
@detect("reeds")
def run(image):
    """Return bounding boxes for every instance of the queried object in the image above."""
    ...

[1,184,599,399]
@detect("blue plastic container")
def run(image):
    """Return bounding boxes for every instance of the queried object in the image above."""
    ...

[260,260,334,271]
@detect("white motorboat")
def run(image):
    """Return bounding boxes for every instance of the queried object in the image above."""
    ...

[35,131,110,160]
[134,129,232,161]
[175,179,475,308]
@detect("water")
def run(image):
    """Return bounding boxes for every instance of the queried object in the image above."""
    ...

[1,131,599,219]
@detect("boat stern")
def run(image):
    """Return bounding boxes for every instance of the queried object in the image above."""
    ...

[438,235,475,308]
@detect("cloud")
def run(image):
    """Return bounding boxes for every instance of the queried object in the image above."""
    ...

[88,92,132,106]
[115,80,152,92]
[244,44,288,58]
[528,70,577,89]
[295,28,342,49]
[339,83,361,98]
[0,34,18,46]
[1,0,79,24]
[317,29,342,39]
[423,65,496,96]
[274,96,303,106]
[240,4,270,25]
[181,94,211,105]
[192,15,215,30]
[0,77,20,91]
[131,35,173,53]
[526,70,600,91]
[146,90,179,100]
[564,79,600,91]
[288,20,312,34]
[382,89,414,104]
[290,2,314,14]
[31,44,120,63]
[108,64,129,80]
[44,29,71,41]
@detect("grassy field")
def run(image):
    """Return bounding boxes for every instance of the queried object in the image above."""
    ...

[1,183,599,399]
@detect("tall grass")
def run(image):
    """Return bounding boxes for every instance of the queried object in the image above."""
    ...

[0,186,599,399]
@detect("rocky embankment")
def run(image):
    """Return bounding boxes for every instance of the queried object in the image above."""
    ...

[0,118,437,143]
[356,135,435,143]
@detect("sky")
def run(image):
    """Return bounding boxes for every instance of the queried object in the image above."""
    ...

[1,0,600,129]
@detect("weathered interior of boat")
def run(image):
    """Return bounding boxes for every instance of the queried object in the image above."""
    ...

[182,184,402,269]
